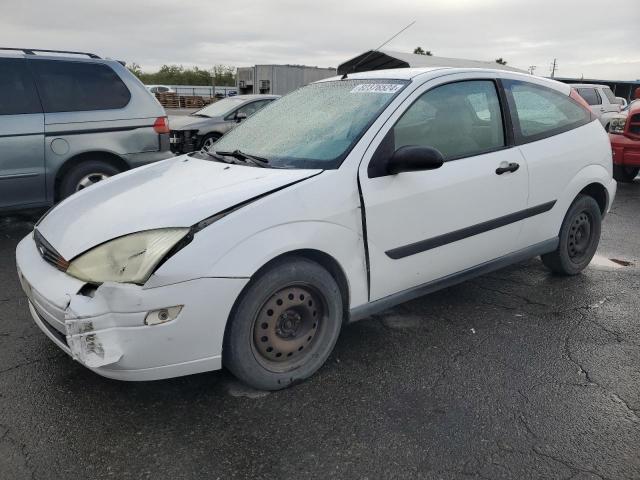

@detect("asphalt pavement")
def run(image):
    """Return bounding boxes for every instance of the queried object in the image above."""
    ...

[1,182,639,479]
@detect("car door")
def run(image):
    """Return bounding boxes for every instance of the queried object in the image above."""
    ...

[222,100,272,133]
[359,76,529,301]
[576,87,604,114]
[0,57,45,209]
[502,78,596,247]
[599,86,621,114]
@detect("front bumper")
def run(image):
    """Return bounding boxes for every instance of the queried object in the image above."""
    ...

[16,233,248,381]
[610,133,640,167]
[169,130,199,154]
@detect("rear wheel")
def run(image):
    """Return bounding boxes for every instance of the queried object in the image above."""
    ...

[541,194,601,275]
[58,160,121,200]
[613,165,639,183]
[223,257,343,390]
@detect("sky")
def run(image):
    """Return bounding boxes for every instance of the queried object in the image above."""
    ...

[2,0,639,80]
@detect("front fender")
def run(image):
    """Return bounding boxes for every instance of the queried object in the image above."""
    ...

[150,221,369,309]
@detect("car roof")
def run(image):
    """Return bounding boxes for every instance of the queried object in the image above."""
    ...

[229,94,280,100]
[0,50,119,66]
[570,83,609,89]
[316,67,570,95]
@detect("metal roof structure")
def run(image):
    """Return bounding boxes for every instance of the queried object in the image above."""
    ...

[338,49,527,75]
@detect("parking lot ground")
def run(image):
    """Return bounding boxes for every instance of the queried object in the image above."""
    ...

[1,183,639,480]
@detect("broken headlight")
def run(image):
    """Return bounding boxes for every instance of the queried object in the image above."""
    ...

[66,228,190,284]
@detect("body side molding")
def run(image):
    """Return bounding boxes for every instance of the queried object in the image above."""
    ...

[350,237,558,322]
[386,201,556,259]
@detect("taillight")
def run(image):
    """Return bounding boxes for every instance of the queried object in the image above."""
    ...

[153,116,170,134]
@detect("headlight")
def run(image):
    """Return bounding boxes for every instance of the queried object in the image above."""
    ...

[66,228,190,284]
[609,117,627,134]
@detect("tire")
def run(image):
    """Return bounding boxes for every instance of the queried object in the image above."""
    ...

[223,257,343,390]
[613,165,639,183]
[541,194,601,275]
[59,160,121,200]
[199,133,221,152]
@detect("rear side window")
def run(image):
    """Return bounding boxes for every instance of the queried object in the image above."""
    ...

[576,88,601,106]
[0,58,42,115]
[504,80,592,142]
[602,87,616,104]
[31,60,131,112]
[393,80,505,160]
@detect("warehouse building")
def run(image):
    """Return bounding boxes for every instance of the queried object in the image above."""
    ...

[236,64,336,96]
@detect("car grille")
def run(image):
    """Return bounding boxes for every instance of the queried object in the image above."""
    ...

[33,229,70,272]
[629,114,640,136]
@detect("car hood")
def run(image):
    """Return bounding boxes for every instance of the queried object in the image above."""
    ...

[37,156,321,259]
[169,115,224,131]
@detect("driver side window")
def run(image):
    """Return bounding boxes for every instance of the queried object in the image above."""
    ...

[394,80,505,160]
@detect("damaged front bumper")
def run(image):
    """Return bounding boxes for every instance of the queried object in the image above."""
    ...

[16,233,248,381]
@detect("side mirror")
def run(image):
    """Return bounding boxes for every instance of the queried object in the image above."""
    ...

[387,145,444,175]
[235,112,247,123]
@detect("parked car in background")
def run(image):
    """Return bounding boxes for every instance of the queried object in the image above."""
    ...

[16,68,615,390]
[168,94,278,154]
[570,83,622,130]
[0,48,172,212]
[146,85,175,94]
[609,100,640,182]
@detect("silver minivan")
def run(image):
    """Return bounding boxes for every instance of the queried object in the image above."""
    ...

[0,48,173,212]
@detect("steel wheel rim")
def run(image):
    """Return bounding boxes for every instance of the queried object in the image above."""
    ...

[252,284,323,371]
[568,211,592,262]
[76,173,110,191]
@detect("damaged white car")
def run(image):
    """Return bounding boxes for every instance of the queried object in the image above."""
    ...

[16,67,615,390]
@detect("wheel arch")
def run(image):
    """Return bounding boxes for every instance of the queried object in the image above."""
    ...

[54,151,129,201]
[579,182,608,215]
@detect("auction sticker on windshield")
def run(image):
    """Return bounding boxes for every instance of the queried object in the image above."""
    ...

[350,83,404,94]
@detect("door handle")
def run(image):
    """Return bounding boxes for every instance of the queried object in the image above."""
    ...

[495,162,520,175]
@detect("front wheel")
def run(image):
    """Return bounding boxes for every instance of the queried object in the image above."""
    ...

[199,133,221,152]
[223,257,343,390]
[613,165,639,183]
[541,194,601,275]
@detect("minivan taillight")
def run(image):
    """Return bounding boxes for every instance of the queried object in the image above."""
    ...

[153,116,170,134]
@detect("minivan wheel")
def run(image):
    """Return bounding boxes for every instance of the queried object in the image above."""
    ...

[223,257,343,390]
[59,160,121,200]
[613,165,639,183]
[541,194,601,275]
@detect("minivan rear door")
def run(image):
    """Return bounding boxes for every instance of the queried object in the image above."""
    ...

[0,57,45,209]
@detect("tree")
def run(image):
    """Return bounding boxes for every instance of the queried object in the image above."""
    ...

[413,47,433,56]
[124,63,237,86]
[495,58,508,65]
[126,62,143,77]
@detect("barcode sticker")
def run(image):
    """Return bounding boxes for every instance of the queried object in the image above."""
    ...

[350,84,403,94]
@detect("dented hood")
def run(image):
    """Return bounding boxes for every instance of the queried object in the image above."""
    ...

[37,156,320,259]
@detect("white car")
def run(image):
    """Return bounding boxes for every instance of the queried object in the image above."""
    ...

[570,83,623,130]
[16,68,616,390]
[146,85,175,94]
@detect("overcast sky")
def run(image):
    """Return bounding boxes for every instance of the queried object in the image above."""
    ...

[2,0,639,80]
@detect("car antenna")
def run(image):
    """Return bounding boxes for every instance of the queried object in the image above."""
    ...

[341,20,416,80]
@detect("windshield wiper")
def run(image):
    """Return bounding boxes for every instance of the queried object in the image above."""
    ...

[203,150,242,165]
[215,150,270,168]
